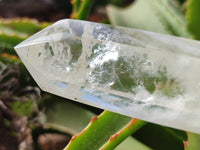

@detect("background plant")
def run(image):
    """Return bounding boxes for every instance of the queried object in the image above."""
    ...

[0,0,200,150]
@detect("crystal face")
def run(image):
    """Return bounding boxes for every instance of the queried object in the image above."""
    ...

[15,19,200,133]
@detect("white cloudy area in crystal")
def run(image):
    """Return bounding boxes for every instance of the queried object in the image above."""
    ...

[15,19,200,133]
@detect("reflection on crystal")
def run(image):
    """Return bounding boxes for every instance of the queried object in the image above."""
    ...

[15,19,200,133]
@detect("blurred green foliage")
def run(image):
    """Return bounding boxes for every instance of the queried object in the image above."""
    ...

[1,0,200,150]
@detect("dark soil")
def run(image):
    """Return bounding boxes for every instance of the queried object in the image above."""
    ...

[0,120,19,150]
[0,0,71,22]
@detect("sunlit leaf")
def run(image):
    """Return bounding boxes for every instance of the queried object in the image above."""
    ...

[107,0,191,37]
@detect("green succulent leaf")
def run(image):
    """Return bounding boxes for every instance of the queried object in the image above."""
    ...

[101,119,146,150]
[41,96,96,135]
[42,96,148,150]
[184,132,200,150]
[70,0,94,20]
[0,18,49,35]
[186,0,200,39]
[107,0,191,38]
[64,111,131,150]
[116,137,152,150]
[133,123,187,150]
[0,18,50,55]
[0,32,26,55]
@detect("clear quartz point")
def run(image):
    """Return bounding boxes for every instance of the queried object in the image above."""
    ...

[15,19,200,133]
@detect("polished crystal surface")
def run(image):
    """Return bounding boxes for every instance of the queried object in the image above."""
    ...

[15,19,200,133]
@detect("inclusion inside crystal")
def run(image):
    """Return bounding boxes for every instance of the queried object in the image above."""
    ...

[15,19,200,133]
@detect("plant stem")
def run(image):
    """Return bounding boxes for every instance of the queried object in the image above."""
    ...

[100,118,146,150]
[77,0,94,20]
[71,0,81,15]
[70,0,94,20]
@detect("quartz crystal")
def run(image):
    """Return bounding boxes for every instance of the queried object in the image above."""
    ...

[15,19,200,133]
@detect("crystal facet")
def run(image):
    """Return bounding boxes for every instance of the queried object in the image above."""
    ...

[15,19,200,133]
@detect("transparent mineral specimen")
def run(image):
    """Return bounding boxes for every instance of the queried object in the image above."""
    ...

[15,19,200,133]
